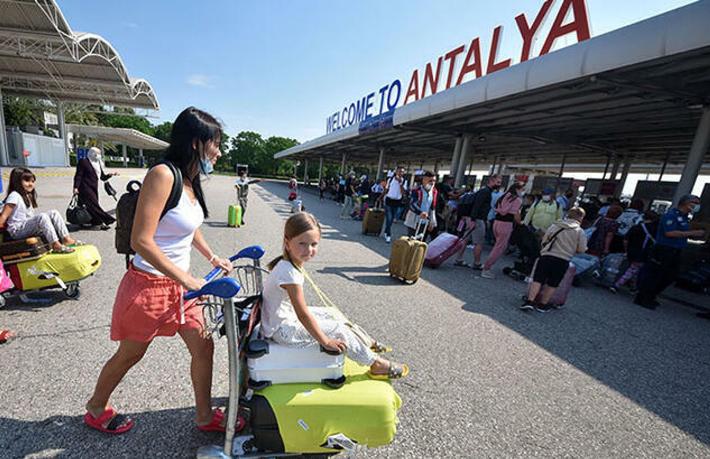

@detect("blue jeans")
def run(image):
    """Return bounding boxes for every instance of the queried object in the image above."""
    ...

[385,201,401,237]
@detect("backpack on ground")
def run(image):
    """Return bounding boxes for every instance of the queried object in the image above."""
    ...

[115,161,183,267]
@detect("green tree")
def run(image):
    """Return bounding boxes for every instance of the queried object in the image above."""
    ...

[97,111,154,136]
[2,96,46,127]
[152,121,173,143]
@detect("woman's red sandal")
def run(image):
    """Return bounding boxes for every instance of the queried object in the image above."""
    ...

[197,409,226,433]
[84,407,134,434]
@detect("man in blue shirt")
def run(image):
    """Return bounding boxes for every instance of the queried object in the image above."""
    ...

[634,194,704,309]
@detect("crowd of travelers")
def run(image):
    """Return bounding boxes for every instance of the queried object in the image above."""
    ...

[315,167,706,316]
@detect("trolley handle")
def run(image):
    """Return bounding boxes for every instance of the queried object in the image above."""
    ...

[184,277,241,301]
[203,245,265,283]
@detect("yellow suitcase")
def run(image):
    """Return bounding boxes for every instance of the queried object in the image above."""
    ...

[6,244,101,293]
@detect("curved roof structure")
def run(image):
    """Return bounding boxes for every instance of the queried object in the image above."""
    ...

[0,0,159,109]
[275,1,710,170]
[67,124,168,151]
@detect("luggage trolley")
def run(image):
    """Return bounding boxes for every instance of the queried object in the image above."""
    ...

[189,245,268,459]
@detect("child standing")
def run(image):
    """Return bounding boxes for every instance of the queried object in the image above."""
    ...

[262,212,408,379]
[0,168,77,253]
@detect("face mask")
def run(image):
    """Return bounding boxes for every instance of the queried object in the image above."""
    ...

[200,157,214,175]
[692,204,701,213]
[424,183,433,191]
[518,191,525,197]
[542,195,551,201]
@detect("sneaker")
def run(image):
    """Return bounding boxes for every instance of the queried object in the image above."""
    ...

[519,301,535,311]
[480,270,495,279]
[550,303,565,310]
[385,235,391,243]
[609,286,618,294]
[535,303,553,313]
[472,264,483,271]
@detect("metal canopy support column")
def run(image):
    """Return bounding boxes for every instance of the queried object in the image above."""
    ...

[0,87,9,166]
[673,107,710,205]
[376,147,385,180]
[340,153,346,175]
[450,137,463,178]
[303,158,309,184]
[659,152,670,181]
[489,156,497,175]
[455,135,471,188]
[615,156,632,198]
[122,144,127,168]
[56,100,69,166]
[609,155,621,181]
[601,155,611,181]
[138,148,144,168]
[318,157,324,183]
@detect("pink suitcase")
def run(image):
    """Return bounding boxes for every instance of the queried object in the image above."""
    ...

[542,263,576,306]
[424,232,467,268]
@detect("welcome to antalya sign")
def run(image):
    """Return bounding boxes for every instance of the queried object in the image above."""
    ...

[325,0,591,134]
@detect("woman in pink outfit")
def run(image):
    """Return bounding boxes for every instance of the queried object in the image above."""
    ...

[480,182,524,279]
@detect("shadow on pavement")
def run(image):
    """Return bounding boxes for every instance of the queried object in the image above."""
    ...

[256,180,710,446]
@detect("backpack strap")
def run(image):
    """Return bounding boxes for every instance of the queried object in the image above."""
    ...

[157,161,183,219]
[541,227,567,252]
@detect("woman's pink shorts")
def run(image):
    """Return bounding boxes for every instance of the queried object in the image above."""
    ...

[110,265,204,342]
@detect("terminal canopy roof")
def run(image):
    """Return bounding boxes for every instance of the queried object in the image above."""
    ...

[67,124,168,151]
[0,0,158,109]
[276,1,710,170]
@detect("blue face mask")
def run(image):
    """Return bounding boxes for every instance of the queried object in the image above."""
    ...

[200,157,213,175]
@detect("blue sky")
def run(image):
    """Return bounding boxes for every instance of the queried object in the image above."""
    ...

[59,0,696,143]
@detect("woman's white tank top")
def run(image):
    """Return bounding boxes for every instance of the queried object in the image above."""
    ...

[133,190,204,276]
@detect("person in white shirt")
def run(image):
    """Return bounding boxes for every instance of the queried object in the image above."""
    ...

[0,167,77,253]
[262,212,409,380]
[382,167,408,243]
[234,169,261,224]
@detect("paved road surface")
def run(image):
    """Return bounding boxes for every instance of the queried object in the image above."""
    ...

[1,170,709,458]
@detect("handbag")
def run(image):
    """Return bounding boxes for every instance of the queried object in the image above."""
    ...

[104,180,117,200]
[66,195,92,225]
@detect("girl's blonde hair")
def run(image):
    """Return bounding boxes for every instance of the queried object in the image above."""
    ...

[267,212,322,270]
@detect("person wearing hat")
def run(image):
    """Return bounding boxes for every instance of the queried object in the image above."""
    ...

[523,188,563,235]
[634,194,705,309]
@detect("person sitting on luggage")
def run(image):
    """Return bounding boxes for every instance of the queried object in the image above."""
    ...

[609,210,659,294]
[263,212,409,380]
[521,207,588,312]
[480,182,524,279]
[0,167,77,253]
[403,170,437,241]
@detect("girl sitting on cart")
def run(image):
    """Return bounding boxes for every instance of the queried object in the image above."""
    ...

[263,212,409,380]
[0,167,77,253]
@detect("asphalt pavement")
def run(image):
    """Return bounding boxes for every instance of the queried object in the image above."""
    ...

[1,169,709,458]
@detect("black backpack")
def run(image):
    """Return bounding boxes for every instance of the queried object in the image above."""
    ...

[115,161,183,267]
[457,191,477,218]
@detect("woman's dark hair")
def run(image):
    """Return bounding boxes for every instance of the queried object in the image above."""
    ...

[7,167,38,208]
[496,182,524,208]
[163,107,223,217]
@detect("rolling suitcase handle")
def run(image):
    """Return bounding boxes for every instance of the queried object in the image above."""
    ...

[413,218,429,241]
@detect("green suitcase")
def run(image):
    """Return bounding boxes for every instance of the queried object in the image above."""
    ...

[228,204,242,227]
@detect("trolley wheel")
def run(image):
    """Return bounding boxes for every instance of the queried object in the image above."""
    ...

[65,283,80,299]
[0,294,6,309]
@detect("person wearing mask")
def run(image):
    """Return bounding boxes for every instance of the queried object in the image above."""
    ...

[520,194,535,222]
[453,174,502,270]
[404,171,437,240]
[616,199,644,237]
[634,195,705,309]
[382,167,407,243]
[481,182,524,279]
[523,188,563,235]
[587,204,623,256]
[521,207,587,312]
[73,147,118,230]
[84,107,233,434]
[610,210,659,294]
[340,172,356,219]
[318,178,327,201]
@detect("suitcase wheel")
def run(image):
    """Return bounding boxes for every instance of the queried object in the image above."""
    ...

[64,283,80,299]
[0,294,6,309]
[247,378,271,391]
[322,375,346,389]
